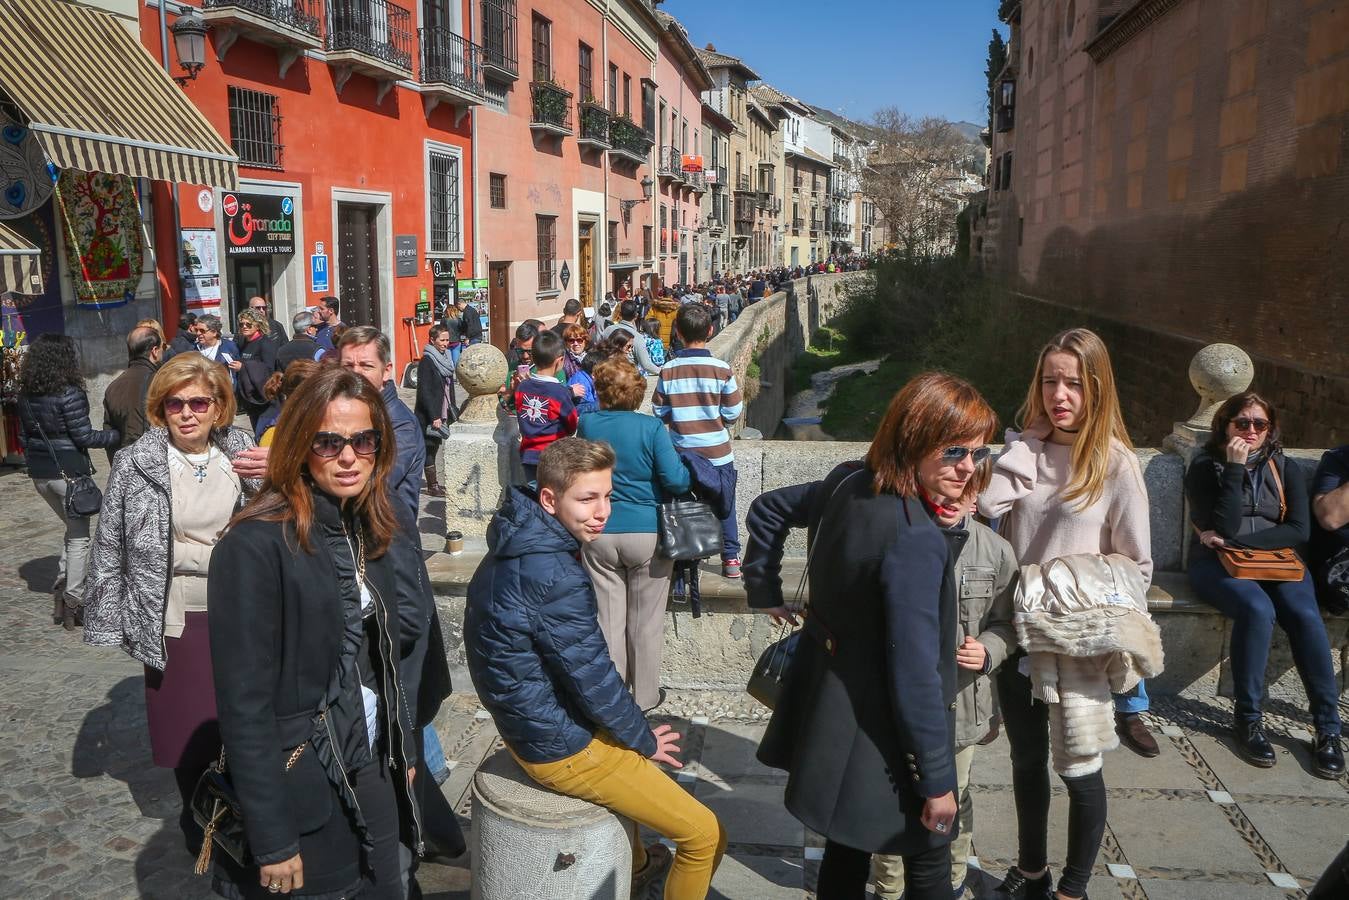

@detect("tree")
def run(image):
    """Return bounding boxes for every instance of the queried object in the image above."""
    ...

[985,29,1008,131]
[861,109,980,258]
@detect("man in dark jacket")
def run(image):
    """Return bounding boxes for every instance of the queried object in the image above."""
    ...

[102,325,162,463]
[165,312,197,359]
[314,296,343,353]
[277,309,322,370]
[464,437,725,893]
[337,326,424,516]
[454,295,482,347]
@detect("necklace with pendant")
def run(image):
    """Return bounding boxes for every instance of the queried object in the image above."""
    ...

[192,463,208,483]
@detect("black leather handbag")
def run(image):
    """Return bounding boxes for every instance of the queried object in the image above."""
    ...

[657,496,724,561]
[22,398,103,518]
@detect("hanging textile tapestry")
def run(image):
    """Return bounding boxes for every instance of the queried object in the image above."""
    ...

[56,169,143,308]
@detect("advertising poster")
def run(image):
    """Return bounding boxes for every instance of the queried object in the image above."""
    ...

[180,227,221,307]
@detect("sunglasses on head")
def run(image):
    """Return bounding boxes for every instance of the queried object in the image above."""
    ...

[940,445,992,465]
[164,396,214,415]
[1232,417,1270,433]
[311,429,381,458]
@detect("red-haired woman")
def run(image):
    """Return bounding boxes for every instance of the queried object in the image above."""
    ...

[206,367,426,899]
[743,372,998,900]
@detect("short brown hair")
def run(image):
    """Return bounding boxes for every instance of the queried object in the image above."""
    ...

[562,323,589,344]
[537,437,615,495]
[864,371,997,497]
[593,356,645,411]
[1206,391,1282,457]
[337,325,391,365]
[146,352,237,428]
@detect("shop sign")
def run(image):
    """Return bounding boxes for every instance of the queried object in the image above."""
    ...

[456,278,488,291]
[311,252,329,293]
[559,261,570,288]
[395,235,418,276]
[223,192,295,256]
[431,258,459,278]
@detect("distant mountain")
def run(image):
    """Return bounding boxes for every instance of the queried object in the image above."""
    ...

[952,121,985,143]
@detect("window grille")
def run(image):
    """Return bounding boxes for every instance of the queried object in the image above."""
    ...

[228,86,283,169]
[428,150,461,253]
[536,215,556,291]
[489,173,506,208]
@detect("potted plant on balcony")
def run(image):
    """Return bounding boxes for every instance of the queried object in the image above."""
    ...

[532,78,570,126]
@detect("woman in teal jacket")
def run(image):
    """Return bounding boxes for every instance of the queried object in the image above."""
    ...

[577,355,690,710]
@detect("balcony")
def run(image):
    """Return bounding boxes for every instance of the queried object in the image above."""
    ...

[609,117,653,166]
[529,80,573,136]
[735,173,752,193]
[480,0,518,82]
[658,146,685,183]
[715,165,728,189]
[706,216,723,234]
[686,170,707,192]
[327,0,414,101]
[809,221,821,237]
[792,216,804,232]
[577,101,611,150]
[833,152,849,167]
[417,27,485,119]
[734,195,755,223]
[202,0,323,77]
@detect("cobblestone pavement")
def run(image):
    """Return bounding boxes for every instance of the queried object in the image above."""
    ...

[1,468,1345,899]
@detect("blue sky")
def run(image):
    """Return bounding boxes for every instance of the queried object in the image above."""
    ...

[663,1,1007,126]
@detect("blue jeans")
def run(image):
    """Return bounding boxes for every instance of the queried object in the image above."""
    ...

[423,725,450,784]
[449,342,462,368]
[1114,680,1149,714]
[1189,553,1342,736]
[720,470,741,562]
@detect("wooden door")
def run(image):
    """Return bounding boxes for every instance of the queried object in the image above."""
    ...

[337,203,380,330]
[577,221,593,310]
[489,262,510,354]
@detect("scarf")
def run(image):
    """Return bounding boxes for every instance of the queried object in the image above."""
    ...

[423,343,456,381]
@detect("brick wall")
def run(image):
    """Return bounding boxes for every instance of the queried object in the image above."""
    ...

[987,0,1349,445]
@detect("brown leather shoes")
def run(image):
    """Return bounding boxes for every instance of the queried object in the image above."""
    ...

[1116,712,1161,758]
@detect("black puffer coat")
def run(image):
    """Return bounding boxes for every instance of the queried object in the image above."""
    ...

[464,487,656,763]
[743,462,961,856]
[18,386,119,479]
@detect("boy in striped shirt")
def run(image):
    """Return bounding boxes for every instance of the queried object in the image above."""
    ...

[652,304,745,578]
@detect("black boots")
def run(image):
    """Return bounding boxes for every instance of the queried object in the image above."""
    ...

[1312,733,1345,780]
[1234,720,1276,768]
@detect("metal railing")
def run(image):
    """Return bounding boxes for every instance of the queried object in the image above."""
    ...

[577,101,610,144]
[658,145,683,178]
[530,80,572,131]
[327,0,414,71]
[481,0,518,78]
[792,217,804,230]
[419,26,485,98]
[686,170,706,191]
[736,173,751,192]
[609,117,653,160]
[203,0,323,38]
[716,165,728,188]
[734,195,755,222]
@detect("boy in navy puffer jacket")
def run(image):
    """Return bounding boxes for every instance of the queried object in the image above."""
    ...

[463,438,726,896]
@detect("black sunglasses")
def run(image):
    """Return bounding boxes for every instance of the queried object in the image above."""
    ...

[164,396,214,415]
[940,446,992,465]
[311,429,381,458]
[1232,417,1270,433]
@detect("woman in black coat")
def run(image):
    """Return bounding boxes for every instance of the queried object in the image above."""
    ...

[415,324,458,498]
[742,372,998,900]
[16,333,119,628]
[207,367,424,899]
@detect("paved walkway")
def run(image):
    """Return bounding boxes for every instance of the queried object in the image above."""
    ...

[0,468,1344,899]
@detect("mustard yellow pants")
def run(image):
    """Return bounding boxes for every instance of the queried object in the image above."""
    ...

[513,732,727,899]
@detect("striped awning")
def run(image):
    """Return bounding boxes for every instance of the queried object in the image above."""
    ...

[0,0,238,188]
[0,222,43,295]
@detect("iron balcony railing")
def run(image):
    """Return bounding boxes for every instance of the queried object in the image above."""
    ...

[736,173,751,192]
[419,26,485,98]
[481,0,518,78]
[658,145,684,179]
[577,101,610,145]
[530,80,573,132]
[716,165,728,188]
[609,117,653,161]
[203,0,323,38]
[328,0,414,71]
[792,217,805,230]
[686,170,707,191]
[734,195,755,222]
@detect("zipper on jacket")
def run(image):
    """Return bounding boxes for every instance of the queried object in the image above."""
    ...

[322,707,363,823]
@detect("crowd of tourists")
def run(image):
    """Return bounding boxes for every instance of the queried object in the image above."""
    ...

[12,267,1349,899]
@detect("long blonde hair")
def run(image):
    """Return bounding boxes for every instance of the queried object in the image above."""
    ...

[1017,328,1134,510]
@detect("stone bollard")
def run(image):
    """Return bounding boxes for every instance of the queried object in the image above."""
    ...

[456,343,509,425]
[1163,343,1254,456]
[470,748,633,900]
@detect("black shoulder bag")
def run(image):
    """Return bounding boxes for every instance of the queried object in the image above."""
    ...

[657,494,724,561]
[22,398,103,518]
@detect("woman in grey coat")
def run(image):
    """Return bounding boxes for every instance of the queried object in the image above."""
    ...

[83,353,259,853]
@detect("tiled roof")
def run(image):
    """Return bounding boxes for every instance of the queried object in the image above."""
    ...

[694,46,761,80]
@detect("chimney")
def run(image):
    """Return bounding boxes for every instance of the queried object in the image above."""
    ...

[705,43,716,52]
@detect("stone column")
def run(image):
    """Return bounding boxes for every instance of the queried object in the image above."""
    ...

[455,343,508,425]
[1163,343,1254,456]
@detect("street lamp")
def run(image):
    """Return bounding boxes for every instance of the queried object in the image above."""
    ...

[619,175,655,222]
[171,8,209,86]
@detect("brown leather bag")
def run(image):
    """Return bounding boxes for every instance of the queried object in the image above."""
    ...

[1202,458,1307,582]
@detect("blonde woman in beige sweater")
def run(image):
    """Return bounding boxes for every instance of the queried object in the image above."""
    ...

[977,328,1153,900]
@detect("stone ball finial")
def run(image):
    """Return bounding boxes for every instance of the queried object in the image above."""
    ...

[455,343,509,424]
[1166,342,1255,455]
[1188,343,1254,416]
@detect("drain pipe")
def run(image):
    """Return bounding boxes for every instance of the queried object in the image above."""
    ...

[157,0,186,323]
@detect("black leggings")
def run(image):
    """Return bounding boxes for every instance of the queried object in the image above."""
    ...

[998,662,1107,899]
[816,839,950,900]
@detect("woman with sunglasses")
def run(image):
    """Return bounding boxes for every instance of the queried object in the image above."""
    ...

[744,372,998,900]
[206,366,424,899]
[1185,392,1343,778]
[83,353,259,855]
[977,328,1152,900]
